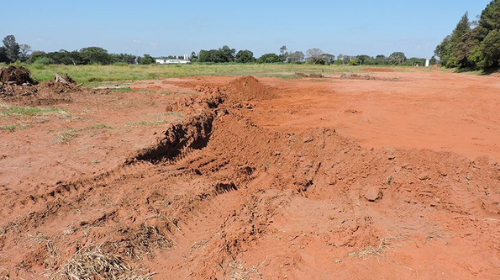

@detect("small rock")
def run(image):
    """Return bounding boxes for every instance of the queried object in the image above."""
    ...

[418,173,430,180]
[363,186,382,202]
[303,136,314,143]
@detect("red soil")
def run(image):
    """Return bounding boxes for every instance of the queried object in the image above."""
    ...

[1,71,500,280]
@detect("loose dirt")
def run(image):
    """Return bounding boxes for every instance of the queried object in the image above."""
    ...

[1,70,499,280]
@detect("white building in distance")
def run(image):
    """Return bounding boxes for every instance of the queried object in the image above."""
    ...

[156,54,190,64]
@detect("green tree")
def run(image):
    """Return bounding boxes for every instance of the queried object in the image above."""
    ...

[141,54,155,65]
[198,46,235,63]
[235,50,255,63]
[2,35,20,63]
[257,53,281,63]
[356,55,370,65]
[80,47,111,65]
[435,13,471,67]
[219,45,236,62]
[0,47,7,63]
[480,29,500,67]
[27,51,48,64]
[478,0,500,35]
[388,52,406,65]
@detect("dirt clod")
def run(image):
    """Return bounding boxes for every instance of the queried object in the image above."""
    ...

[363,185,383,202]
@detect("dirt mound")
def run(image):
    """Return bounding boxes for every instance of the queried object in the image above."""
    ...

[295,72,325,78]
[340,73,400,81]
[224,76,276,102]
[340,73,377,80]
[0,66,38,85]
[0,73,86,105]
[362,67,394,73]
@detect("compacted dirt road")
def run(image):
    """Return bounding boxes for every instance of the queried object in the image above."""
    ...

[1,69,499,279]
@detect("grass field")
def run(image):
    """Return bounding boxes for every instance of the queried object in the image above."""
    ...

[0,62,444,86]
[21,63,373,86]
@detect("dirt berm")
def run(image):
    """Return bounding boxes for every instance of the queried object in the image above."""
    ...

[0,76,499,280]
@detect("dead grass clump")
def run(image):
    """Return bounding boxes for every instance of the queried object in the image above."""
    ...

[109,224,173,259]
[56,246,154,280]
[348,235,404,260]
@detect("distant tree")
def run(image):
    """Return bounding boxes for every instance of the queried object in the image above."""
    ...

[111,53,137,64]
[406,57,426,66]
[279,45,288,62]
[18,44,31,62]
[2,35,20,63]
[219,45,236,62]
[388,52,406,65]
[47,50,72,64]
[288,51,304,63]
[235,50,255,63]
[336,54,345,65]
[280,45,287,56]
[198,50,212,62]
[374,54,388,65]
[27,51,48,64]
[257,53,281,63]
[356,54,371,65]
[47,49,83,65]
[306,48,324,64]
[80,47,111,65]
[0,47,7,63]
[322,53,335,64]
[141,54,155,65]
[198,46,235,63]
[429,56,438,65]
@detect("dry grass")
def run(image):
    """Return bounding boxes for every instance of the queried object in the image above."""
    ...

[54,246,154,280]
[348,235,404,260]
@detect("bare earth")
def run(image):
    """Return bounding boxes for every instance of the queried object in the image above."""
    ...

[1,69,500,279]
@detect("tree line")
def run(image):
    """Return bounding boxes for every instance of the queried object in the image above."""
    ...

[192,45,428,66]
[436,0,500,70]
[1,35,429,67]
[0,35,156,65]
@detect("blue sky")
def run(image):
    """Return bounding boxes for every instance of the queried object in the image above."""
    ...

[2,0,492,58]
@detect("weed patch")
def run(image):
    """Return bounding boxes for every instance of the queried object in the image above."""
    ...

[88,124,113,130]
[56,129,79,144]
[0,106,66,117]
[110,87,133,92]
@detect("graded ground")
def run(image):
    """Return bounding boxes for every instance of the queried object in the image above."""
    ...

[0,67,499,280]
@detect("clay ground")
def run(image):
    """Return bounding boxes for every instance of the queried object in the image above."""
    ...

[1,69,500,279]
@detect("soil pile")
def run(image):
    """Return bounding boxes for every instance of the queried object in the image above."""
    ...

[340,73,377,80]
[0,66,37,85]
[362,67,394,73]
[0,72,86,105]
[295,72,325,78]
[224,76,276,102]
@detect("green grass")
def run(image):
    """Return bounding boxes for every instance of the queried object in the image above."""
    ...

[23,63,370,86]
[0,106,66,117]
[0,124,18,132]
[109,87,133,92]
[88,124,113,130]
[126,119,168,127]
